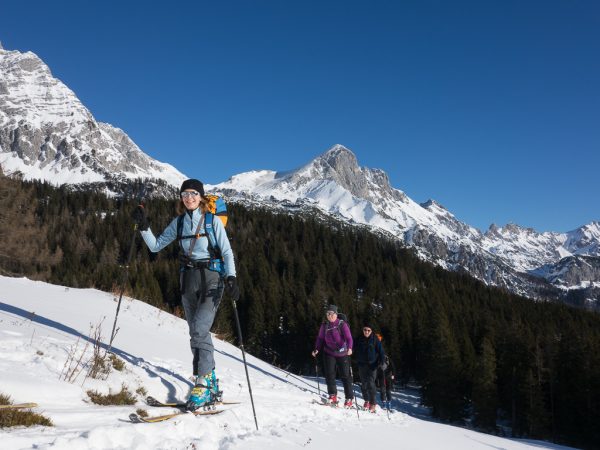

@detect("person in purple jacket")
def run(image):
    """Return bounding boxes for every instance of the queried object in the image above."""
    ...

[311,305,354,407]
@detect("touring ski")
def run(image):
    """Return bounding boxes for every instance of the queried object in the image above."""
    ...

[129,408,223,423]
[145,396,240,408]
[0,403,38,410]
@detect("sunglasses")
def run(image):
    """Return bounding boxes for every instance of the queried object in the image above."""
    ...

[181,191,200,199]
[326,311,337,316]
[363,328,372,332]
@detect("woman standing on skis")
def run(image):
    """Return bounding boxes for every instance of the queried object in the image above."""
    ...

[311,305,354,407]
[133,178,239,411]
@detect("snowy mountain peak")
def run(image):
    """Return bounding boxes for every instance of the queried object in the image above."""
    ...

[298,144,401,204]
[0,48,92,130]
[315,143,358,169]
[564,221,600,256]
[307,145,369,196]
[573,221,600,237]
[0,46,186,190]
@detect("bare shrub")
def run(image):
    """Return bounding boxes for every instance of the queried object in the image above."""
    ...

[60,336,90,383]
[86,320,110,380]
[109,354,125,371]
[61,320,115,384]
[136,386,147,397]
[86,384,136,405]
[0,393,53,428]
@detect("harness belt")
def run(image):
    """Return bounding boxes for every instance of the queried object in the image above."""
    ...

[180,258,211,269]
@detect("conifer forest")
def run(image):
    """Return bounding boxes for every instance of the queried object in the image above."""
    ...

[1,174,599,449]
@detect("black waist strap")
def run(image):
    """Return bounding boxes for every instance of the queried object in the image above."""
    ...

[180,258,211,269]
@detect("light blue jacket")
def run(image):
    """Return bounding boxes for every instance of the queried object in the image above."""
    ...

[140,208,236,277]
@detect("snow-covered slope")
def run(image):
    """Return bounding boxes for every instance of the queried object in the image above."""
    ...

[209,145,599,306]
[0,276,572,450]
[0,46,186,190]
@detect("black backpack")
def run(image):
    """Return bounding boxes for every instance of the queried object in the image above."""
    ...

[322,311,349,331]
[336,312,349,328]
[326,312,350,340]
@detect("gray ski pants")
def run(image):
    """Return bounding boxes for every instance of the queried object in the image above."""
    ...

[180,267,224,377]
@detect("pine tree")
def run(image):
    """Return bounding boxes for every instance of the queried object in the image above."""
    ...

[472,336,498,432]
[420,306,466,422]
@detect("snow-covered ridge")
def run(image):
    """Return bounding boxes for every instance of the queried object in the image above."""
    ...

[209,145,599,305]
[0,275,569,449]
[0,47,186,188]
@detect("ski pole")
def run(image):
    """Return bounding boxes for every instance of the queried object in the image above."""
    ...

[231,297,259,431]
[314,356,321,396]
[107,218,138,353]
[349,364,360,420]
[385,378,391,420]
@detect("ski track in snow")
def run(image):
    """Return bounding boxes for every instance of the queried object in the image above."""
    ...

[0,276,575,450]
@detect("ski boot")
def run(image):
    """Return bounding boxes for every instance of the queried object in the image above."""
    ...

[206,369,223,403]
[327,394,339,406]
[186,370,221,411]
[343,398,353,408]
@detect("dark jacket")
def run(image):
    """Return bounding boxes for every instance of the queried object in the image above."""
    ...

[383,355,396,378]
[377,355,396,382]
[314,319,353,358]
[355,334,385,369]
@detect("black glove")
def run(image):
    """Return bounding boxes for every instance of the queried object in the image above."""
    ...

[226,276,240,301]
[132,205,150,231]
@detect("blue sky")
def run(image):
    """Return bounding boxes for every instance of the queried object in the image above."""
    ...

[2,0,598,232]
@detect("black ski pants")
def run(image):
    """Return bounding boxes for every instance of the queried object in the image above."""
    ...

[358,364,378,404]
[322,354,354,400]
[377,370,393,402]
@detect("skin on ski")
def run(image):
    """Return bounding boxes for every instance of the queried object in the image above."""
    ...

[129,408,224,423]
[311,397,388,413]
[0,403,38,410]
[312,399,338,407]
[311,399,353,409]
[146,396,240,408]
[357,405,379,414]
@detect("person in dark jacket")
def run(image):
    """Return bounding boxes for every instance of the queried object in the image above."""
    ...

[376,354,396,409]
[312,305,354,407]
[355,322,385,412]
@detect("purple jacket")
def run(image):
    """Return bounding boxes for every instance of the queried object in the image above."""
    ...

[314,319,353,357]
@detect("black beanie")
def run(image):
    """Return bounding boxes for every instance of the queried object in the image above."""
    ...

[326,305,338,314]
[180,179,205,197]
